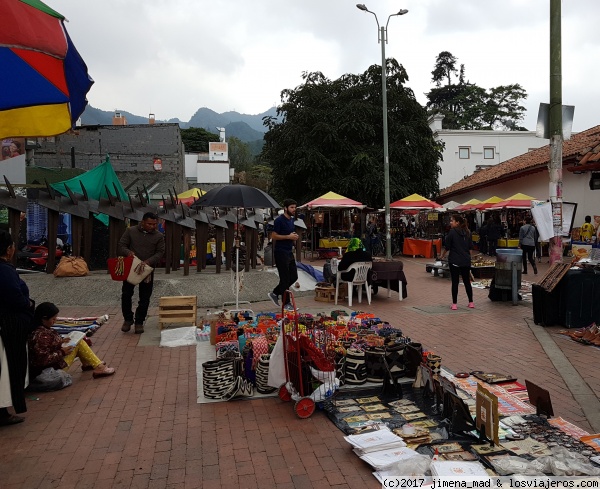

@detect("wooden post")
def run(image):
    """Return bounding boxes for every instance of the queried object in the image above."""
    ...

[215,227,223,274]
[183,228,191,276]
[46,210,59,273]
[164,221,172,274]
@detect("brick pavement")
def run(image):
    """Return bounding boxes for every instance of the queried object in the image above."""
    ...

[1,257,598,488]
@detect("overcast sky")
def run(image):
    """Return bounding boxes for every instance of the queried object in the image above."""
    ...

[58,0,598,131]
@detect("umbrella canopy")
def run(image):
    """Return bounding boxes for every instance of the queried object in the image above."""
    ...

[490,193,536,210]
[0,0,94,139]
[191,184,279,209]
[299,191,365,209]
[390,193,442,210]
[475,196,504,210]
[161,188,205,207]
[454,198,482,211]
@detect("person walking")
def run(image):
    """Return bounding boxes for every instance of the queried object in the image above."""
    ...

[118,212,165,334]
[439,214,474,310]
[0,230,36,426]
[267,199,299,311]
[519,217,538,275]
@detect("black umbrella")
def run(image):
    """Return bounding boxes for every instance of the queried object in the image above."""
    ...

[191,185,280,308]
[191,184,279,209]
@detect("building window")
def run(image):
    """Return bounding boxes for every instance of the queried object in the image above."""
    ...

[483,147,495,159]
[458,147,470,159]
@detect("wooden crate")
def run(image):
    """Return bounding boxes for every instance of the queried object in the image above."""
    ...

[158,295,197,331]
[314,284,347,302]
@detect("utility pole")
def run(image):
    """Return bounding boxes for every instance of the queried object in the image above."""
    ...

[548,0,563,264]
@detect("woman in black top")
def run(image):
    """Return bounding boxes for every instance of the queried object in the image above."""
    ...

[439,214,474,310]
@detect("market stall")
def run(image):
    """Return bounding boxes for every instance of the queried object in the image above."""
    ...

[403,238,442,258]
[197,302,600,483]
[390,194,444,257]
[299,191,366,260]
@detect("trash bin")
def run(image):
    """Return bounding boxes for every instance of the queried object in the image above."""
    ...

[559,268,600,328]
[494,248,522,289]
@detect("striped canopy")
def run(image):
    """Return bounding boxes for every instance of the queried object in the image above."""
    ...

[300,191,365,209]
[490,193,536,210]
[390,193,442,210]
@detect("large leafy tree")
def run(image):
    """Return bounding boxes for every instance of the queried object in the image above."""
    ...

[426,52,528,131]
[261,60,442,207]
[180,127,219,152]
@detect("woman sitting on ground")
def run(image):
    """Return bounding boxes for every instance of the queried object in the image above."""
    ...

[28,303,115,382]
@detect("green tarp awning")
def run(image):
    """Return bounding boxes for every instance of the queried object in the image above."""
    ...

[51,156,129,225]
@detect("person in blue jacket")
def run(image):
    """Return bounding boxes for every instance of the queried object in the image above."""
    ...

[267,199,299,311]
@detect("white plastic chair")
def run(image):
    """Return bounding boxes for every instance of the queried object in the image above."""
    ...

[335,261,372,307]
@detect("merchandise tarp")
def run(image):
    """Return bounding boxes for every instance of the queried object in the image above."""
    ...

[51,157,128,224]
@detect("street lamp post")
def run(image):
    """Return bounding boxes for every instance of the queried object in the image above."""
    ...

[357,4,407,260]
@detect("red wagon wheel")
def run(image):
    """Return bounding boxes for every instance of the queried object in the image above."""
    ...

[278,384,291,402]
[294,397,316,418]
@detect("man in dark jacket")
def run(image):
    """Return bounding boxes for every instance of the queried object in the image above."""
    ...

[118,212,165,334]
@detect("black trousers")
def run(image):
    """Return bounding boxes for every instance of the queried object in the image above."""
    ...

[273,250,298,305]
[521,245,536,272]
[121,275,154,324]
[449,265,473,304]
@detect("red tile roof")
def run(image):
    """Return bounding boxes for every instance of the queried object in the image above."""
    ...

[440,125,600,199]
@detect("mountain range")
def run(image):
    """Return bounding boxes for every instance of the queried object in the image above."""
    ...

[80,105,279,144]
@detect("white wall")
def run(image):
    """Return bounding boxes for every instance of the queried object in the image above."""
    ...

[184,154,197,178]
[197,162,230,184]
[435,130,548,190]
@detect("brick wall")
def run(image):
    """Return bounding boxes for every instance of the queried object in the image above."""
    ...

[34,124,186,195]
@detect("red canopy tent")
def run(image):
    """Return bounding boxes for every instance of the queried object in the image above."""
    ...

[454,198,482,212]
[475,196,504,210]
[299,191,366,209]
[390,193,442,210]
[489,193,536,210]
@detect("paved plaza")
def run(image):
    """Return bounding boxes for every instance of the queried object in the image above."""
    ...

[1,257,599,488]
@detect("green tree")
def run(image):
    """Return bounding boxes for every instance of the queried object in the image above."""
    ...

[431,51,458,87]
[261,60,442,206]
[426,52,527,130]
[227,136,253,173]
[180,127,219,152]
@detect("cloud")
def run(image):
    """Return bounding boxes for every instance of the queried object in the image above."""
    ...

[56,0,599,131]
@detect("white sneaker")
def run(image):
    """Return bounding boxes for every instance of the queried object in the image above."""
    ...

[284,303,295,312]
[267,292,279,306]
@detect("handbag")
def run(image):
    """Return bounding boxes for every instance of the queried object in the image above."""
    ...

[53,256,89,277]
[107,256,134,281]
[126,256,153,285]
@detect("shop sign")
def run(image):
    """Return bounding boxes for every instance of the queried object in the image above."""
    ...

[427,213,438,221]
[153,158,162,171]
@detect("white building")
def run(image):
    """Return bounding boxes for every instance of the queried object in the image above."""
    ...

[429,114,549,190]
[438,125,600,223]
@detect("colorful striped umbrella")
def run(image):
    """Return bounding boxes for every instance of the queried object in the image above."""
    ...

[0,0,94,139]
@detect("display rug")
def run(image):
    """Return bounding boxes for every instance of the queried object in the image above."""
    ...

[52,314,109,336]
